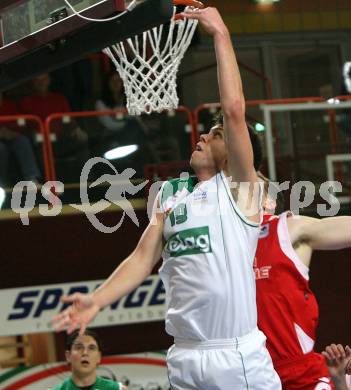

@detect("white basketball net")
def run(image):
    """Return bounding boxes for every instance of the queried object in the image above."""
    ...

[103,6,199,115]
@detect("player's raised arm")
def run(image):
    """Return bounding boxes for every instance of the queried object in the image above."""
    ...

[184,8,256,184]
[52,208,164,334]
[287,215,351,251]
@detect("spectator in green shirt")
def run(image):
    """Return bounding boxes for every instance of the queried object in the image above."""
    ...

[53,329,126,390]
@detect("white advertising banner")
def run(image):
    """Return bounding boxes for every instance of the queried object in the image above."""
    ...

[0,275,166,336]
[0,352,169,390]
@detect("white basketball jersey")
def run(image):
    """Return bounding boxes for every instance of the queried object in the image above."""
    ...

[159,172,260,341]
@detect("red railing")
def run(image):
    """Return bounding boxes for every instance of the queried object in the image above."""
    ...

[45,108,133,182]
[45,106,195,182]
[0,114,51,182]
[1,96,350,191]
[193,97,327,156]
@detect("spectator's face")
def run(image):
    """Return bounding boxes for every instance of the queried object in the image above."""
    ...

[65,335,101,377]
[32,74,50,94]
[109,74,123,94]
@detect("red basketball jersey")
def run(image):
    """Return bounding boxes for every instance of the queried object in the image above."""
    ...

[255,212,319,364]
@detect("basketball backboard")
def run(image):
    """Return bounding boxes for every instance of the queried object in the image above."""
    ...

[0,1,127,45]
[0,0,173,91]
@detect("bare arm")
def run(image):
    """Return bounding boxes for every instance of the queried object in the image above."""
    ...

[212,18,256,184]
[333,377,350,390]
[288,215,351,251]
[184,8,259,221]
[53,210,164,333]
[185,8,256,183]
[93,211,164,308]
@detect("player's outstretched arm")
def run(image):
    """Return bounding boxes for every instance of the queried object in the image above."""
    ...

[288,215,351,251]
[184,8,260,223]
[184,8,256,184]
[322,344,351,390]
[52,210,164,334]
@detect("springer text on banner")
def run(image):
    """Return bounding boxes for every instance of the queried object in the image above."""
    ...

[0,275,166,336]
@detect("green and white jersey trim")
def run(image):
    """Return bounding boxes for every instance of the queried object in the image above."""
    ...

[160,175,198,214]
[160,173,262,228]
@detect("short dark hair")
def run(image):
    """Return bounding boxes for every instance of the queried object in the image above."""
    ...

[213,112,263,171]
[65,329,102,352]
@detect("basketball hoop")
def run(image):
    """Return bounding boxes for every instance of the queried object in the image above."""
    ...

[103,0,204,115]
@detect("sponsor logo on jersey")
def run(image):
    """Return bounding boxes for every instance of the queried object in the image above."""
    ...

[166,226,212,257]
[253,257,272,279]
[254,265,272,280]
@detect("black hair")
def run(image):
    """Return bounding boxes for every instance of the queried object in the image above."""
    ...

[213,112,263,171]
[65,329,102,352]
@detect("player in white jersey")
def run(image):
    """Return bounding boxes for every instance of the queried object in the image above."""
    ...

[53,8,281,389]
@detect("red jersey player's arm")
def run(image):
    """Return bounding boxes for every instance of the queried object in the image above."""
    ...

[287,215,351,251]
[322,344,351,390]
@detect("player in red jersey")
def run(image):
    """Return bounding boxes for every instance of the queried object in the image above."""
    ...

[255,179,351,390]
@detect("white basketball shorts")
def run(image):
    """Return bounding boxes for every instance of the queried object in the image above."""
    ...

[167,327,281,390]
